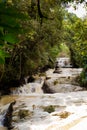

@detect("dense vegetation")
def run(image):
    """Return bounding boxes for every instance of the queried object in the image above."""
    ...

[0,0,87,91]
[63,12,87,67]
[0,0,63,90]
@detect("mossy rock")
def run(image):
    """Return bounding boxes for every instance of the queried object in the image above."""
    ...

[43,105,55,113]
[79,66,87,87]
[52,111,71,119]
[53,80,58,85]
[18,109,33,119]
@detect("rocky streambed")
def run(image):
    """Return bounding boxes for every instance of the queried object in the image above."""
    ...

[1,92,87,130]
[0,57,87,130]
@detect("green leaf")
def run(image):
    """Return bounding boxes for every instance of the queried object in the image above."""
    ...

[0,50,10,64]
[0,56,5,64]
[0,50,5,64]
[0,26,4,34]
[0,3,29,20]
[4,33,19,44]
[0,42,4,47]
[0,50,10,57]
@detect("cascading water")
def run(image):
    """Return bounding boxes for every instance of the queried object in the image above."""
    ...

[0,115,3,126]
[11,77,45,95]
[56,57,72,68]
[1,57,87,130]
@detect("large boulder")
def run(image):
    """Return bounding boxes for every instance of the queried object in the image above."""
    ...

[42,68,83,93]
[42,78,83,93]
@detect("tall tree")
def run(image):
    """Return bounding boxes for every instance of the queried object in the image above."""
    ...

[63,10,87,67]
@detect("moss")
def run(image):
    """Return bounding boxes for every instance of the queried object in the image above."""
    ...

[43,105,55,113]
[53,111,71,119]
[18,109,33,119]
[58,111,71,118]
[39,73,46,76]
[53,80,58,85]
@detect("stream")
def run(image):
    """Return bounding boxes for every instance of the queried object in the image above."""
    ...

[0,57,87,130]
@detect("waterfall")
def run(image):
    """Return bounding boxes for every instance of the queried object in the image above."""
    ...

[11,77,45,95]
[56,57,71,68]
[11,57,82,95]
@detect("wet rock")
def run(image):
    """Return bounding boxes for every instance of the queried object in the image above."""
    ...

[42,80,55,93]
[1,91,87,130]
[42,77,83,93]
[52,111,72,119]
[54,61,62,73]
[42,105,55,113]
[18,109,33,119]
[2,101,16,129]
[44,67,83,93]
[13,109,33,123]
[27,76,35,83]
[53,69,62,74]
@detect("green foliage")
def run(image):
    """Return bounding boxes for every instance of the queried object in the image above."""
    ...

[0,0,87,91]
[58,43,70,57]
[54,80,58,85]
[0,2,29,64]
[4,34,19,44]
[0,50,9,64]
[63,10,87,67]
[49,45,60,60]
[63,11,87,86]
[79,65,87,87]
[2,0,86,83]
[0,0,63,87]
[43,105,55,113]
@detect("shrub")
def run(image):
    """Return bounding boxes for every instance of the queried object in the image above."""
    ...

[79,65,87,87]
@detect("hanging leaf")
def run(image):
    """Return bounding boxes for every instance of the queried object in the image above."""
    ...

[0,50,10,57]
[0,49,10,64]
[4,33,19,44]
